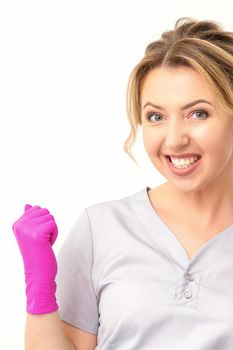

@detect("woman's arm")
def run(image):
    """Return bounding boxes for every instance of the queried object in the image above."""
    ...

[13,205,97,349]
[25,311,97,350]
[25,311,76,350]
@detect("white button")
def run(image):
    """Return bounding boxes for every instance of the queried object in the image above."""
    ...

[187,273,194,281]
[184,290,192,299]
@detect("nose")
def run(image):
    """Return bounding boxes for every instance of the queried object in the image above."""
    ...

[164,119,189,150]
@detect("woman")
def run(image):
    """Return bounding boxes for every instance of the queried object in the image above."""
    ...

[12,17,233,349]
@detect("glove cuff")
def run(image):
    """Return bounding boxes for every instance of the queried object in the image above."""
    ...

[26,278,58,314]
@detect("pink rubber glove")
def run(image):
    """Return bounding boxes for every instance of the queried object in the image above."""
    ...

[12,204,59,314]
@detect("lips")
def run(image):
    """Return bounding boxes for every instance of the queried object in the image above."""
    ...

[165,154,201,160]
[164,155,201,176]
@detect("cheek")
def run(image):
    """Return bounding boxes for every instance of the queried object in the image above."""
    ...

[142,128,160,154]
[195,126,233,167]
[202,127,232,150]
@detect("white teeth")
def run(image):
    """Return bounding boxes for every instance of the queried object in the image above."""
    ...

[169,156,199,169]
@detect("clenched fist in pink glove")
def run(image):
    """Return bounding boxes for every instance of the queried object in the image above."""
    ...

[12,204,59,314]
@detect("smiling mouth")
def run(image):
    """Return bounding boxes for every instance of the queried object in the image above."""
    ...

[165,155,201,169]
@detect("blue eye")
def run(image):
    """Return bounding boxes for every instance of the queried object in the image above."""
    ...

[146,113,163,122]
[192,110,209,119]
[145,110,209,122]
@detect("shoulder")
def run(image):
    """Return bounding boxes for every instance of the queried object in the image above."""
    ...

[84,187,148,218]
[83,188,149,255]
[67,187,150,246]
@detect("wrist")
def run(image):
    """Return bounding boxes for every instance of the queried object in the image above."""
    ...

[26,277,58,314]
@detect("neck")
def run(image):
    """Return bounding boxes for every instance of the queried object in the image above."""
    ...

[164,179,233,228]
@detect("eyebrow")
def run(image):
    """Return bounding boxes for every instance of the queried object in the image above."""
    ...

[143,99,213,111]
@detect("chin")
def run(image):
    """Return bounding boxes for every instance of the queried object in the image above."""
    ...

[167,180,205,193]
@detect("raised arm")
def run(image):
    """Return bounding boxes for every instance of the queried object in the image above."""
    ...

[12,204,97,350]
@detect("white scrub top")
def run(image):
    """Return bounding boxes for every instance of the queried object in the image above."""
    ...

[56,187,233,349]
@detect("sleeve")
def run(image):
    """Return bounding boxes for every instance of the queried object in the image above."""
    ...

[55,208,99,334]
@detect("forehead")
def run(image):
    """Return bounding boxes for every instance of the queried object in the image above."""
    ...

[140,66,214,106]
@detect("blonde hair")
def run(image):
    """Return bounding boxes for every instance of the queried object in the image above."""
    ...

[124,17,233,163]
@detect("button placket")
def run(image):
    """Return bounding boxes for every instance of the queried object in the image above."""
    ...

[182,272,195,300]
[175,268,200,307]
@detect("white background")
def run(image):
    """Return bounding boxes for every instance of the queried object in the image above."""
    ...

[1,0,232,348]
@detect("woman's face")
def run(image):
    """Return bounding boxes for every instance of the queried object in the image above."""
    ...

[140,66,233,192]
